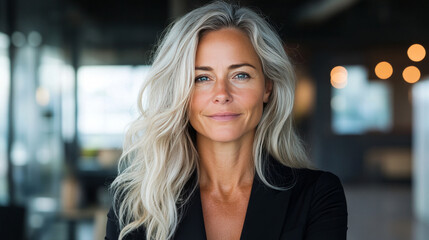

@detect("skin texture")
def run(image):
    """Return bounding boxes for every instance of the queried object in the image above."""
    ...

[189,28,272,240]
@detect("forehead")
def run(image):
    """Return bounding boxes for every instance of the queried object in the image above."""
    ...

[195,28,261,68]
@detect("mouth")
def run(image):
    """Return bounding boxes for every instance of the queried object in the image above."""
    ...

[207,113,241,121]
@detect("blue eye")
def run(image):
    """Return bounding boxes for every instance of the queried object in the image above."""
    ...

[234,73,250,79]
[195,76,210,82]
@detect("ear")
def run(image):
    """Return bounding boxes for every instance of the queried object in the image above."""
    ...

[263,79,273,103]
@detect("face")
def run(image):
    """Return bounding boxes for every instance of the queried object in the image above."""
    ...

[189,28,272,144]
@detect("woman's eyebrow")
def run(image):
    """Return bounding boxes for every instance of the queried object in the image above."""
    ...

[195,66,212,71]
[195,63,256,71]
[229,63,256,70]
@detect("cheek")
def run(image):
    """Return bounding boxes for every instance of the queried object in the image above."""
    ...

[242,90,266,124]
[240,89,265,109]
[189,92,206,121]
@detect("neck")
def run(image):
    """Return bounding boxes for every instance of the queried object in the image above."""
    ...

[196,133,255,194]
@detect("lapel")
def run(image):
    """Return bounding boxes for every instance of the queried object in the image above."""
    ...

[174,171,206,240]
[240,157,295,240]
[174,156,295,240]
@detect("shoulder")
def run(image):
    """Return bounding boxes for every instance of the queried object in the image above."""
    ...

[266,156,347,212]
[265,155,344,193]
[294,168,344,193]
[295,168,347,209]
[278,165,346,205]
[291,169,348,238]
[106,206,121,240]
[292,168,347,211]
[267,160,348,238]
[105,204,147,240]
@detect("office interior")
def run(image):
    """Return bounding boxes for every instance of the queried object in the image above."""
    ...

[0,0,429,239]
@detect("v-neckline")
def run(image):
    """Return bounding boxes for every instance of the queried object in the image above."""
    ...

[174,156,295,240]
[197,173,258,240]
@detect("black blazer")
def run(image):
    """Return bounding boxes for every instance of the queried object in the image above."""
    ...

[106,156,348,240]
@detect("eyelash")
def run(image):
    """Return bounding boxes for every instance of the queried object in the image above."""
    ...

[194,73,251,82]
[234,73,250,79]
[195,75,210,82]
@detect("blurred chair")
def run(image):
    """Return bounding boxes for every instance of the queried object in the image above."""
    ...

[365,147,412,181]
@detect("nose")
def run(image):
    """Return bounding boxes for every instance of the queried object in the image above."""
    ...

[213,80,232,104]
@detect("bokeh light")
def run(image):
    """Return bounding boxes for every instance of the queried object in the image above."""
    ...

[407,44,426,62]
[375,61,393,79]
[294,76,315,117]
[402,66,421,84]
[330,66,348,89]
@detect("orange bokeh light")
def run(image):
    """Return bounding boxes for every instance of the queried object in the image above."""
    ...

[402,66,421,83]
[375,61,393,79]
[407,44,426,62]
[331,78,347,89]
[330,66,347,89]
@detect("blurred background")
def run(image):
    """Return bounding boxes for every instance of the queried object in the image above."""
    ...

[0,0,428,239]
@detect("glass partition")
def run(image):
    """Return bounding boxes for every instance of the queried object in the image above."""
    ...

[412,78,429,223]
[77,65,150,169]
[0,32,10,204]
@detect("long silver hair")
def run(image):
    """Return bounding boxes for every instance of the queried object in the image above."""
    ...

[110,1,311,239]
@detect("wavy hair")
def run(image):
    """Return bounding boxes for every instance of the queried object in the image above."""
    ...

[110,1,312,239]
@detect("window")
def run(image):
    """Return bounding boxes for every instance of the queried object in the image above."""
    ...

[331,65,392,134]
[77,65,150,149]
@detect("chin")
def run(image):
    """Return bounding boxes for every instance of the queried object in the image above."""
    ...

[203,129,251,143]
[210,136,242,143]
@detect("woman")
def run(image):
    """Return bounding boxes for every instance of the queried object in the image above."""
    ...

[106,1,348,240]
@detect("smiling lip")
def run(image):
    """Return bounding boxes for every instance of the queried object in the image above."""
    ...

[207,113,241,121]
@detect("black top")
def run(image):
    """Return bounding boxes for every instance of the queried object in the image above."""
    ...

[105,156,348,240]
